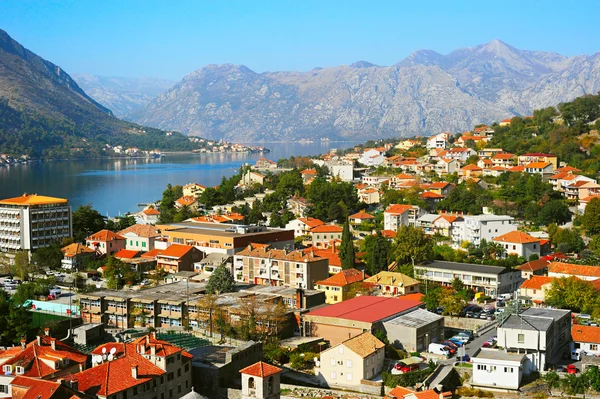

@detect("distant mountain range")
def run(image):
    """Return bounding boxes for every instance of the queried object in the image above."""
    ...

[72,75,174,118]
[121,39,600,142]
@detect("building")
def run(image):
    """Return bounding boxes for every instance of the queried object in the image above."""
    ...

[518,153,559,169]
[9,377,84,399]
[317,332,385,388]
[382,309,444,352]
[548,261,600,281]
[284,217,324,237]
[86,230,126,256]
[303,296,423,346]
[183,183,206,197]
[358,187,380,205]
[156,244,204,273]
[118,224,161,252]
[387,386,451,399]
[141,207,160,224]
[0,194,72,252]
[240,362,282,399]
[519,276,555,307]
[496,308,571,371]
[516,259,550,280]
[384,204,424,231]
[472,349,530,390]
[427,133,449,149]
[234,244,329,289]
[315,269,368,304]
[571,325,600,357]
[415,261,521,297]
[158,221,294,255]
[348,210,375,226]
[431,214,463,238]
[363,271,419,296]
[358,149,385,167]
[460,164,483,179]
[68,333,193,399]
[524,162,555,180]
[310,225,343,248]
[452,214,515,247]
[241,170,266,186]
[61,243,95,270]
[493,230,542,259]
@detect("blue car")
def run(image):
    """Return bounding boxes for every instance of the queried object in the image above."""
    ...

[448,338,464,346]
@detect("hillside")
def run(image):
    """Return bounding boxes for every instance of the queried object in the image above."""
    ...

[0,29,196,157]
[129,40,600,142]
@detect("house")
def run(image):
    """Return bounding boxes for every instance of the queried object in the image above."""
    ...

[175,195,199,210]
[524,162,555,180]
[86,230,126,256]
[491,153,517,167]
[452,214,515,247]
[519,276,555,307]
[385,155,405,168]
[310,246,364,275]
[240,361,282,399]
[300,169,318,183]
[9,377,85,399]
[382,309,444,352]
[387,386,451,399]
[518,153,559,169]
[472,349,530,390]
[358,149,385,166]
[579,182,600,200]
[363,271,419,296]
[416,214,439,235]
[311,225,343,248]
[61,243,95,270]
[428,182,454,196]
[460,164,483,179]
[141,207,160,224]
[156,244,204,273]
[445,147,476,162]
[432,158,458,176]
[516,259,550,280]
[499,118,512,126]
[284,217,324,237]
[358,188,380,204]
[233,244,329,289]
[578,195,600,214]
[496,308,571,371]
[427,133,450,149]
[431,214,463,237]
[317,332,385,388]
[182,183,206,197]
[415,261,521,298]
[118,224,161,252]
[241,170,266,186]
[548,262,600,281]
[571,325,600,357]
[384,204,424,231]
[348,210,375,226]
[396,139,421,151]
[303,296,423,345]
[255,157,278,169]
[493,230,542,259]
[286,197,309,217]
[316,269,368,304]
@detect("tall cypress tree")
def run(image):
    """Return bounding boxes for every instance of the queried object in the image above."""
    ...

[339,219,355,270]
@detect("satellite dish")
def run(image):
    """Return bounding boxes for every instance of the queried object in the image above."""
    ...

[102,347,107,354]
[110,347,117,355]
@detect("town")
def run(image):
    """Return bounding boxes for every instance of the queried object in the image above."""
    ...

[1,94,600,399]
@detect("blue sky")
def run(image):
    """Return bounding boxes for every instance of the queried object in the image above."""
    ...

[1,0,599,80]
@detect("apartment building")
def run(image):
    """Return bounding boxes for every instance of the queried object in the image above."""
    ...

[156,244,204,273]
[118,224,161,252]
[384,204,425,231]
[315,268,367,304]
[233,244,329,289]
[518,153,558,169]
[61,243,95,270]
[496,308,571,371]
[415,261,521,298]
[86,229,126,256]
[0,194,72,252]
[452,214,515,246]
[284,217,324,237]
[157,221,294,255]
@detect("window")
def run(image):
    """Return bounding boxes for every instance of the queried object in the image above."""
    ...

[330,371,336,379]
[346,360,352,368]
[330,358,336,366]
[533,290,537,294]
[533,244,537,249]
[347,373,353,381]
[15,366,24,375]
[518,334,525,344]
[0,385,6,393]
[185,364,189,372]
[142,242,147,248]
[134,387,138,395]
[2,365,11,373]
[338,346,344,354]
[591,344,599,351]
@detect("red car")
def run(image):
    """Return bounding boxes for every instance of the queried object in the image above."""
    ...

[567,365,578,374]
[399,364,420,374]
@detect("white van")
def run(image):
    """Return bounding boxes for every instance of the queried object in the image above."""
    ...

[428,343,449,357]
[572,348,585,361]
[498,293,512,301]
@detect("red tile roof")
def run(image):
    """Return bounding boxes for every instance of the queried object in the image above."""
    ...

[549,262,600,278]
[381,230,396,239]
[461,164,483,171]
[298,217,324,228]
[86,230,125,242]
[349,210,375,220]
[316,268,365,287]
[430,182,450,189]
[525,162,552,169]
[141,248,163,259]
[61,243,95,257]
[494,230,541,244]
[157,244,194,259]
[572,325,600,344]
[306,296,422,323]
[176,195,197,206]
[521,153,556,157]
[492,153,516,160]
[385,204,412,215]
[118,224,161,238]
[520,276,554,290]
[517,259,549,272]
[10,376,66,399]
[114,249,141,259]
[143,208,160,215]
[301,169,318,175]
[311,225,343,233]
[239,361,281,377]
[421,191,445,199]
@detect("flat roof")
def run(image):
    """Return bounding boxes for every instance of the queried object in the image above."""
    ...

[419,260,511,275]
[474,348,525,362]
[499,314,554,332]
[162,226,290,239]
[0,194,68,206]
[521,307,570,320]
[80,281,207,302]
[306,296,422,323]
[383,308,443,328]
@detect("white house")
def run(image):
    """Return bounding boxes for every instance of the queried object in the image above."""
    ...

[571,325,600,357]
[472,349,531,390]
[240,361,282,399]
[445,147,476,162]
[493,230,542,259]
[358,149,385,167]
[317,332,385,388]
[524,162,554,180]
[118,224,161,252]
[284,217,324,237]
[384,204,425,231]
[452,214,515,247]
[427,133,450,149]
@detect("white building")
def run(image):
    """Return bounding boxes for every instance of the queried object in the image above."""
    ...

[317,332,385,388]
[452,214,515,247]
[240,361,282,399]
[284,217,324,237]
[571,325,600,357]
[427,133,449,149]
[384,205,425,231]
[118,224,161,252]
[0,194,72,252]
[358,149,385,167]
[493,230,542,259]
[472,349,531,390]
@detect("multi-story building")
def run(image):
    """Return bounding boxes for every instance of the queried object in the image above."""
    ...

[284,217,324,237]
[310,225,343,248]
[382,309,444,352]
[519,276,555,307]
[157,221,294,255]
[60,243,95,270]
[415,261,521,298]
[384,204,425,231]
[493,230,542,259]
[315,268,368,304]
[472,349,530,390]
[452,214,515,246]
[118,224,161,252]
[571,325,600,357]
[548,261,600,281]
[233,244,329,289]
[156,244,204,273]
[496,308,571,371]
[86,230,126,256]
[518,153,558,169]
[0,194,71,252]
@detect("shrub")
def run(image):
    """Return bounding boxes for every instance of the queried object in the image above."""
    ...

[457,387,494,398]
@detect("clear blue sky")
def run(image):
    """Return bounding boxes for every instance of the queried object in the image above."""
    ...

[2,0,599,80]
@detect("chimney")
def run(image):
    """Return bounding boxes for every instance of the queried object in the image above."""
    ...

[69,379,78,391]
[50,339,56,351]
[131,366,138,379]
[36,336,41,346]
[150,345,156,356]
[20,339,26,350]
[151,331,157,340]
[139,343,146,354]
[79,364,84,372]
[44,328,50,336]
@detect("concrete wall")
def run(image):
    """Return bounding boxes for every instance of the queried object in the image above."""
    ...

[443,316,490,332]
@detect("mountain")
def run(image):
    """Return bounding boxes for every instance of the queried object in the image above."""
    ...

[130,40,600,142]
[72,74,174,117]
[0,29,196,157]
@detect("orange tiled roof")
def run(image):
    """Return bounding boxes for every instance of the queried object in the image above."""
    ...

[301,169,318,175]
[494,230,541,244]
[9,376,65,399]
[525,162,551,169]
[395,173,415,180]
[61,243,94,257]
[436,214,462,223]
[298,217,325,228]
[0,194,67,206]
[237,244,326,262]
[421,191,445,199]
[239,361,281,377]
[157,244,194,259]
[349,210,375,220]
[430,182,450,189]
[572,325,600,344]
[143,208,160,215]
[385,204,412,214]
[86,229,125,242]
[311,224,343,233]
[176,195,197,206]
[492,153,515,160]
[557,166,582,173]
[381,230,396,239]
[461,164,483,171]
[508,165,525,172]
[316,268,365,287]
[517,259,549,272]
[114,249,141,259]
[549,262,600,278]
[520,276,554,290]
[141,248,163,259]
[118,224,160,238]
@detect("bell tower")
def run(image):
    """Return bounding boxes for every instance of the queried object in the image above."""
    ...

[239,361,282,399]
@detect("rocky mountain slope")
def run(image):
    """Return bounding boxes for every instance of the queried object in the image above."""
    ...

[129,40,600,141]
[72,74,174,117]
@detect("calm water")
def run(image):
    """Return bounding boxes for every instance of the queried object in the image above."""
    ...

[0,142,357,216]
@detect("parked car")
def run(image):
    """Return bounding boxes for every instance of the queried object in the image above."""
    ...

[451,335,469,344]
[567,365,578,374]
[399,363,420,374]
[465,311,474,318]
[429,343,450,357]
[456,354,471,362]
[473,312,481,319]
[556,366,567,373]
[459,330,474,340]
[480,312,489,320]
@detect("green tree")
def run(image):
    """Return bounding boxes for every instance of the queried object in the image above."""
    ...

[367,232,390,275]
[103,257,139,289]
[269,212,283,228]
[451,277,465,292]
[393,225,433,270]
[31,243,63,270]
[72,204,106,242]
[4,302,31,344]
[339,220,355,270]
[440,291,466,316]
[545,277,599,313]
[205,264,235,294]
[552,228,585,253]
[12,251,34,281]
[422,284,443,311]
[583,198,600,235]
[537,200,571,226]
